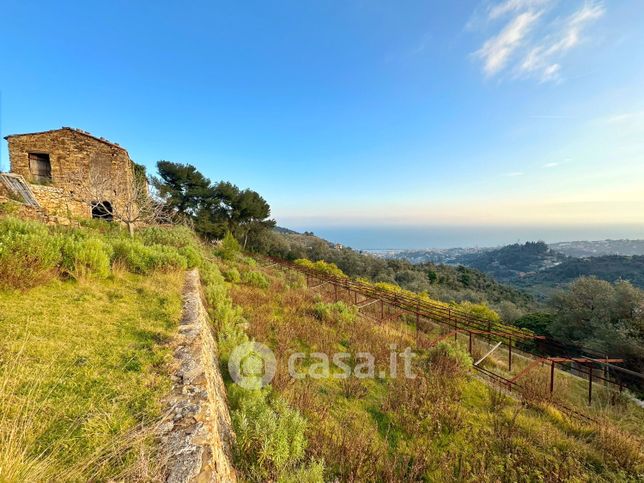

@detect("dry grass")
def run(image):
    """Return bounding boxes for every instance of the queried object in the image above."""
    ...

[0,271,183,480]
[222,259,644,481]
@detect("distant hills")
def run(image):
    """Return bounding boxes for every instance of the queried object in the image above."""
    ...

[516,255,644,290]
[549,239,644,257]
[366,239,644,294]
[454,241,565,282]
[270,228,534,309]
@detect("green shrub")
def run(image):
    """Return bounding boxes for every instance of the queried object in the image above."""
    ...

[138,225,198,249]
[239,255,257,267]
[0,218,62,289]
[223,267,241,283]
[241,270,269,289]
[284,271,306,289]
[295,258,346,278]
[147,245,188,272]
[200,262,225,287]
[0,200,22,216]
[111,239,187,274]
[311,301,356,324]
[60,237,113,280]
[216,231,241,260]
[78,218,124,236]
[427,342,473,378]
[279,460,325,483]
[458,301,501,324]
[199,261,248,359]
[111,239,153,274]
[230,387,308,481]
[178,245,203,268]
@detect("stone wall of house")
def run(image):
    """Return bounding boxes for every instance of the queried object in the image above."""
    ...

[29,184,87,218]
[163,270,237,482]
[5,128,135,219]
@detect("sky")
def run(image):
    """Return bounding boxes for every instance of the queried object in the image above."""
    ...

[1,0,643,247]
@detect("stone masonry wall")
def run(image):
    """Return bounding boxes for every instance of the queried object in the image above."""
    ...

[163,270,237,482]
[5,128,135,218]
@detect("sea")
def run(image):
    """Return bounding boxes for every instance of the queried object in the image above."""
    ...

[288,224,644,250]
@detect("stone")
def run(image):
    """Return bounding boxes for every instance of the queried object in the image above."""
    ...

[4,127,137,220]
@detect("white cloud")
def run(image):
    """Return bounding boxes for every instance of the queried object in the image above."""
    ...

[488,0,551,20]
[476,10,542,75]
[471,1,606,82]
[502,171,525,176]
[517,3,605,82]
[543,162,559,168]
[601,111,644,124]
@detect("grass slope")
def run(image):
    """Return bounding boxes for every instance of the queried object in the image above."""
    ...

[219,257,644,481]
[0,271,183,480]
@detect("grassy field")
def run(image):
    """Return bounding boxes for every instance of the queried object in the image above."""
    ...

[0,214,198,481]
[0,271,184,481]
[215,255,644,481]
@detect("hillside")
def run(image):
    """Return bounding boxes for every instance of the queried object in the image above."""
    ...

[1,214,643,481]
[257,231,535,310]
[517,255,644,290]
[209,251,644,481]
[452,241,567,282]
[551,239,644,257]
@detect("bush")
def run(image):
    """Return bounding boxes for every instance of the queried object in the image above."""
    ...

[295,258,346,278]
[61,237,113,280]
[0,218,62,289]
[0,200,22,216]
[199,262,249,360]
[138,225,198,249]
[111,239,153,274]
[178,245,203,269]
[311,301,356,324]
[111,239,187,274]
[427,342,472,378]
[230,387,308,481]
[217,231,241,260]
[200,261,225,287]
[78,218,124,236]
[279,460,325,483]
[241,270,269,289]
[223,267,241,283]
[458,301,501,324]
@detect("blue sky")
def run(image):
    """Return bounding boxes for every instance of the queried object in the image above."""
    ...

[1,0,643,234]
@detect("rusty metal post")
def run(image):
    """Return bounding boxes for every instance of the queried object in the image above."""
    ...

[468,331,473,354]
[334,283,338,302]
[550,361,555,393]
[588,366,593,405]
[508,337,512,372]
[454,320,458,341]
[380,300,384,320]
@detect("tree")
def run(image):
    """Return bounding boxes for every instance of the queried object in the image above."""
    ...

[153,161,212,216]
[208,182,274,246]
[549,276,644,371]
[80,166,171,236]
[514,312,554,336]
[153,161,275,244]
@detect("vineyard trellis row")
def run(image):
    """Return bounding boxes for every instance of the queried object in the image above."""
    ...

[258,255,644,420]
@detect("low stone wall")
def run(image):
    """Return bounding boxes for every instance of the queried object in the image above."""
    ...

[162,270,237,482]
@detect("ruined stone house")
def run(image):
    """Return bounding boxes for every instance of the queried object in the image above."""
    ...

[1,127,138,220]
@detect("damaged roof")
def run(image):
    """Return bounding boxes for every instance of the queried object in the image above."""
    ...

[4,127,129,154]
